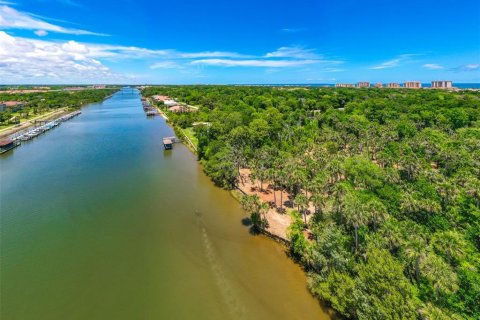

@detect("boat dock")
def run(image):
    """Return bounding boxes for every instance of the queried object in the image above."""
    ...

[0,110,82,154]
[142,99,158,117]
[0,138,20,154]
[162,136,179,150]
[13,110,81,142]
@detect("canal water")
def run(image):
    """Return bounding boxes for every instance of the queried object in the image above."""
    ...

[0,88,332,320]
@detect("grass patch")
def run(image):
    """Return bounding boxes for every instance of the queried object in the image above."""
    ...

[183,127,198,149]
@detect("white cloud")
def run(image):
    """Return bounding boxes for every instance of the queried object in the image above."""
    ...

[0,30,345,82]
[0,31,121,83]
[178,51,251,59]
[265,46,321,59]
[62,40,90,54]
[190,59,319,67]
[452,64,480,72]
[0,5,107,36]
[281,28,306,33]
[150,61,182,69]
[370,54,419,70]
[34,29,48,36]
[423,63,444,70]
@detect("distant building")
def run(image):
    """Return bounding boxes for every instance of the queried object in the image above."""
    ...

[431,80,453,89]
[335,83,355,88]
[92,85,106,89]
[1,101,25,111]
[164,100,178,106]
[64,87,86,91]
[357,82,370,88]
[386,83,401,88]
[152,95,170,102]
[168,105,186,113]
[374,83,383,88]
[404,81,422,89]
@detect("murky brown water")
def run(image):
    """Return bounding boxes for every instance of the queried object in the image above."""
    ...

[0,88,332,320]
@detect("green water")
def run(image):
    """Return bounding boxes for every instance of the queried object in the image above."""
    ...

[0,88,332,320]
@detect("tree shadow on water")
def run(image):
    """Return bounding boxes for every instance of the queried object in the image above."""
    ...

[241,217,252,226]
[240,217,261,235]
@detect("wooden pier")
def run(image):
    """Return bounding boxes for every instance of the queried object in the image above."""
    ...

[141,99,158,116]
[0,139,20,154]
[162,136,179,150]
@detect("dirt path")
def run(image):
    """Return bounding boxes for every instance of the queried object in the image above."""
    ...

[237,169,315,241]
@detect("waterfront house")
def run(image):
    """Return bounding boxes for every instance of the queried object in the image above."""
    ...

[2,101,25,111]
[168,105,186,113]
[374,83,383,88]
[152,95,170,102]
[164,100,178,106]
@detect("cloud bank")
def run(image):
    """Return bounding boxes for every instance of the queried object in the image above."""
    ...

[0,5,106,36]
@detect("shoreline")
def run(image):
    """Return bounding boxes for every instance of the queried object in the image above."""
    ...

[0,108,68,140]
[0,90,120,140]
[148,98,198,153]
[145,94,292,243]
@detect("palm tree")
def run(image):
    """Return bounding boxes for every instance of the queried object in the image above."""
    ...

[295,193,309,225]
[343,193,370,251]
[266,168,277,207]
[365,197,388,230]
[404,235,427,283]
[240,194,269,230]
[310,193,326,218]
[420,253,459,297]
[436,180,457,210]
[258,201,270,229]
[332,181,351,216]
[431,230,466,264]
[463,175,480,207]
[277,167,288,211]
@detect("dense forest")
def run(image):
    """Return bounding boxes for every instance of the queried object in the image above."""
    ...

[0,89,117,125]
[143,86,480,320]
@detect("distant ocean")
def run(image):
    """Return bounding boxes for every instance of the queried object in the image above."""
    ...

[2,83,480,89]
[249,83,480,89]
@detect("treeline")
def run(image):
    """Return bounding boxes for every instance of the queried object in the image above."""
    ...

[143,86,480,320]
[0,89,117,125]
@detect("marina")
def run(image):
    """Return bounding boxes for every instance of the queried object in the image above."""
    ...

[8,110,81,145]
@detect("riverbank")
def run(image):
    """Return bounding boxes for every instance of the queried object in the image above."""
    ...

[0,89,119,140]
[0,108,67,139]
[144,94,296,242]
[148,97,198,153]
[1,87,333,320]
[144,97,296,244]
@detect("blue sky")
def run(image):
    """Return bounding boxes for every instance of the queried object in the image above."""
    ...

[0,0,479,84]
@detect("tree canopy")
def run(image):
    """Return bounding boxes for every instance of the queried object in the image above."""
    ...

[143,85,480,319]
